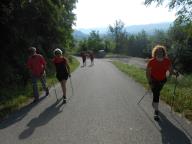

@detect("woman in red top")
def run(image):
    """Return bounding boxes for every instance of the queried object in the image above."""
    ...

[146,45,177,120]
[52,48,70,103]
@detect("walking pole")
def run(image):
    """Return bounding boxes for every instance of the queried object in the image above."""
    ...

[137,87,150,104]
[52,80,58,101]
[137,87,151,105]
[171,74,179,112]
[65,63,74,98]
[69,76,74,96]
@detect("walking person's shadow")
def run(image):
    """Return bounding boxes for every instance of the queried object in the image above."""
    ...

[157,111,191,144]
[19,98,64,139]
[0,96,47,129]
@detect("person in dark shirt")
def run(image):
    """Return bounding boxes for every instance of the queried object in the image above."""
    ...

[52,48,70,103]
[81,51,87,67]
[89,51,94,66]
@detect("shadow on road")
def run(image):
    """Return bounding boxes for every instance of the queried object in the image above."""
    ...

[138,93,191,144]
[157,111,191,144]
[138,104,191,144]
[0,96,47,129]
[19,98,64,139]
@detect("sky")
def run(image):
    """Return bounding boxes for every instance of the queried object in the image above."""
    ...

[73,0,176,29]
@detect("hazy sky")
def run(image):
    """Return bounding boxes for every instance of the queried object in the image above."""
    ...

[73,0,176,29]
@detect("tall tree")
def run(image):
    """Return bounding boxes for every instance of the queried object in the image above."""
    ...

[109,20,127,53]
[144,0,192,23]
[168,23,192,73]
[87,31,104,52]
[0,0,77,91]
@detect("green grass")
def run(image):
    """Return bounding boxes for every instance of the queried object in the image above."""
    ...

[112,61,192,121]
[0,56,80,119]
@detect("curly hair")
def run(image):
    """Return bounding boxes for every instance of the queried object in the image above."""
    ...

[152,45,167,58]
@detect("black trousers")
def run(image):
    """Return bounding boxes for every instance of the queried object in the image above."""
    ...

[151,78,167,103]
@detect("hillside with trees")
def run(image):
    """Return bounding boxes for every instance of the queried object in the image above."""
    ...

[75,0,192,73]
[0,0,191,118]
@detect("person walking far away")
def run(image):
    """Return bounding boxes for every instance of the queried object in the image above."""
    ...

[52,48,71,104]
[146,45,178,121]
[89,51,94,66]
[81,51,87,67]
[27,47,49,103]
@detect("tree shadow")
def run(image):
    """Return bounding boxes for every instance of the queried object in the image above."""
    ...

[157,111,191,144]
[0,96,47,129]
[19,98,64,139]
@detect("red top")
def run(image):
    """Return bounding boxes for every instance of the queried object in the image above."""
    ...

[52,56,68,74]
[147,57,171,81]
[27,54,46,77]
[52,56,67,64]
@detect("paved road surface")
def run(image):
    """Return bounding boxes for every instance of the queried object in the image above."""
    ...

[108,57,147,69]
[0,58,191,144]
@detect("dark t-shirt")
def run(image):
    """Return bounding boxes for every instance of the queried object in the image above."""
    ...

[52,56,68,75]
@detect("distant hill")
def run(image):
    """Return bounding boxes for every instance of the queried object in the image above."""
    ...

[125,22,173,34]
[73,30,88,40]
[73,22,173,39]
[75,27,108,34]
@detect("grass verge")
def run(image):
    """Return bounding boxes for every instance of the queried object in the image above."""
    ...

[0,56,80,119]
[112,61,192,121]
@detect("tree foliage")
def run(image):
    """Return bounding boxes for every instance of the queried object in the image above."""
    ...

[87,31,104,52]
[144,0,192,23]
[0,0,77,90]
[77,31,105,54]
[144,0,192,73]
[109,20,127,53]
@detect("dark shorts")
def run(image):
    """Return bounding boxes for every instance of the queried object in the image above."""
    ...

[56,73,68,81]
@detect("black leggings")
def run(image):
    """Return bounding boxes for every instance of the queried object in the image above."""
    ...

[151,78,167,103]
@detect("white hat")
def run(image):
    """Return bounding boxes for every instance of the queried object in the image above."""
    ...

[28,47,37,55]
[29,47,36,52]
[53,48,63,56]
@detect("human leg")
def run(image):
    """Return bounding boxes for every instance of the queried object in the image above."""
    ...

[60,80,67,103]
[31,75,39,101]
[151,79,166,120]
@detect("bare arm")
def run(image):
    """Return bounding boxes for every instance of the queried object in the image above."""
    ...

[146,66,151,84]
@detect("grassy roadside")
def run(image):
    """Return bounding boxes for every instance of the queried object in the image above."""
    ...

[0,56,80,119]
[112,61,192,121]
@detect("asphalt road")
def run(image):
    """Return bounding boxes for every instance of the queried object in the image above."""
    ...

[0,58,191,144]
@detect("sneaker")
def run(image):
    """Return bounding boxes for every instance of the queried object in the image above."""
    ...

[63,95,67,104]
[45,88,49,96]
[154,110,160,121]
[32,98,39,103]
